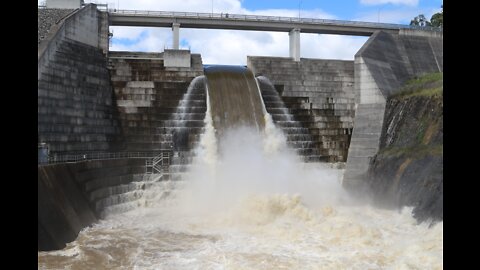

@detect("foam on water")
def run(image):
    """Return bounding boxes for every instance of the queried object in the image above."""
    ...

[38,112,442,269]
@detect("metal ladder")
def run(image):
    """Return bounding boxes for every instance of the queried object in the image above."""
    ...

[145,152,170,174]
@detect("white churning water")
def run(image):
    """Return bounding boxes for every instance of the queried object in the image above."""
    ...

[38,111,443,269]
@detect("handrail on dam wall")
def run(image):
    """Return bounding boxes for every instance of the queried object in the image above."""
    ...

[40,151,173,165]
[109,9,442,32]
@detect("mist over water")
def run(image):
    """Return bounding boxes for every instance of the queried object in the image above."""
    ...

[38,109,443,269]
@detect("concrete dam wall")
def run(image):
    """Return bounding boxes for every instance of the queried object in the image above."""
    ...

[38,4,120,155]
[38,3,443,251]
[108,51,205,153]
[38,158,145,250]
[344,29,443,190]
[343,30,443,221]
[248,57,355,162]
[38,5,207,250]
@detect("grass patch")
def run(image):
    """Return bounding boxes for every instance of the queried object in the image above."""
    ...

[393,72,443,99]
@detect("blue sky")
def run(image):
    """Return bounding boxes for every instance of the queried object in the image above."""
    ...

[49,0,442,64]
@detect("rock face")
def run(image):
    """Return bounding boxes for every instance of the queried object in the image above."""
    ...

[366,77,443,223]
[38,8,75,44]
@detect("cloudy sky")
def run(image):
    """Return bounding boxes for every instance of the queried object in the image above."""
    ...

[42,0,442,65]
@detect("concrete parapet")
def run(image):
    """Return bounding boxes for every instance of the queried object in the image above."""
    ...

[164,49,192,68]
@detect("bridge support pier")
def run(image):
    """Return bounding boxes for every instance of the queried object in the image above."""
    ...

[289,28,300,61]
[172,23,180,49]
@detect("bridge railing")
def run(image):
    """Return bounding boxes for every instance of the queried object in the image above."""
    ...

[109,9,442,32]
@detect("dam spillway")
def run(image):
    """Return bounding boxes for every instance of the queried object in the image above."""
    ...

[38,4,442,267]
[204,65,265,137]
[39,64,442,270]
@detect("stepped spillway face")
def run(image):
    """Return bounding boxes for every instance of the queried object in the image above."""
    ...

[108,52,205,153]
[257,76,330,163]
[248,57,355,162]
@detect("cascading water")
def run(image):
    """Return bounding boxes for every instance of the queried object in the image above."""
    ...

[38,66,442,270]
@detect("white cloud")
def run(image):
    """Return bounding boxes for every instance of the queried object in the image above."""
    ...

[355,9,419,24]
[359,0,419,6]
[301,34,368,60]
[103,0,369,64]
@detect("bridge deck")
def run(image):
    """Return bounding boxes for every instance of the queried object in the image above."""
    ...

[108,10,438,36]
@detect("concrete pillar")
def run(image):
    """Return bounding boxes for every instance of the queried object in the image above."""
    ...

[172,23,180,50]
[289,28,300,61]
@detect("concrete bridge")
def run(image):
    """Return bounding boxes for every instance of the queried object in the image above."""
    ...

[108,9,433,61]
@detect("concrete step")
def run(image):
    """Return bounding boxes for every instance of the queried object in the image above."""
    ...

[287,141,323,149]
[280,127,311,134]
[294,148,323,156]
[133,107,206,114]
[275,120,316,129]
[271,114,312,122]
[264,101,309,109]
[302,155,330,163]
[119,112,206,121]
[119,119,205,128]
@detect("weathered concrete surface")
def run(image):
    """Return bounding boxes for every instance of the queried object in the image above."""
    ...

[39,4,107,80]
[248,56,355,162]
[38,158,146,251]
[108,51,205,152]
[38,4,121,155]
[38,38,122,154]
[38,163,96,251]
[367,89,443,222]
[343,30,442,188]
[164,49,191,67]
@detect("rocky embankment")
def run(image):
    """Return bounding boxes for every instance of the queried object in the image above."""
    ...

[367,73,443,223]
[38,8,75,44]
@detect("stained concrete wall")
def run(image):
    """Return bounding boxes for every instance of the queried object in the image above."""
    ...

[164,49,192,67]
[38,158,145,251]
[108,51,204,152]
[38,38,122,154]
[38,4,106,79]
[343,30,443,189]
[248,56,355,161]
[38,4,121,155]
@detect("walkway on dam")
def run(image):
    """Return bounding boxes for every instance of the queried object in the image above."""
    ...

[108,9,431,36]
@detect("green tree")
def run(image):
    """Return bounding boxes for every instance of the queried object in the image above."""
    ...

[430,5,443,28]
[410,14,432,27]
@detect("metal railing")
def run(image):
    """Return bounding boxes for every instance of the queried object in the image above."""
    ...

[145,152,170,174]
[42,151,170,164]
[109,9,442,32]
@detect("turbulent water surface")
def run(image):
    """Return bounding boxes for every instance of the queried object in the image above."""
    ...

[38,125,442,270]
[38,75,442,269]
